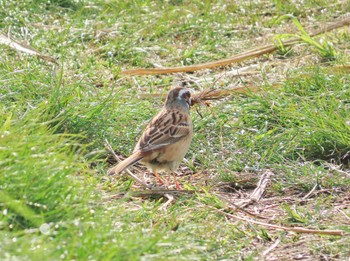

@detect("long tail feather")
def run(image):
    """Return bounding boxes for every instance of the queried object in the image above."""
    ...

[107,152,143,176]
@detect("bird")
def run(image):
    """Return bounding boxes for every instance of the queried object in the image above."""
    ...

[107,87,193,189]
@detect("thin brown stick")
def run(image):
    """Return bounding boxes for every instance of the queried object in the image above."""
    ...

[215,194,268,220]
[302,183,318,200]
[158,193,174,211]
[122,42,293,76]
[190,85,265,107]
[105,189,196,201]
[335,207,350,222]
[215,208,344,236]
[125,189,195,197]
[309,18,350,37]
[122,17,350,76]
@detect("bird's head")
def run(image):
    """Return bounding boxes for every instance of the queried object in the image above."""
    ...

[165,87,191,111]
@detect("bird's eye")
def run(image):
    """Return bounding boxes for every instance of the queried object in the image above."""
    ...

[182,92,190,99]
[178,89,190,100]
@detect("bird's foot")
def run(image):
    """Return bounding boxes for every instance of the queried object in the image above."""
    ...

[175,180,181,190]
[153,172,166,185]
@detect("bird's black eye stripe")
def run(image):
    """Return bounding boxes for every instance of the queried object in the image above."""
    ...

[181,91,190,99]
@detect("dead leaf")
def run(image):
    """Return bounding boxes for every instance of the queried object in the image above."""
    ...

[0,34,58,65]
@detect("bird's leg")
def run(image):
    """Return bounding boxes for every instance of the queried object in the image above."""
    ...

[172,172,181,190]
[153,172,165,185]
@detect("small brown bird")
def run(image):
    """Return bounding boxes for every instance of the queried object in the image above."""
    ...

[108,87,193,188]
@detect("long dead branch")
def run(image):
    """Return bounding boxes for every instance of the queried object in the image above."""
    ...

[111,189,195,199]
[122,17,350,76]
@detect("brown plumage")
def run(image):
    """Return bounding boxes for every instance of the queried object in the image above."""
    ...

[108,87,193,187]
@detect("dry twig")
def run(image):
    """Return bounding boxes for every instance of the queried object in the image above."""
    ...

[121,189,195,197]
[262,237,281,258]
[158,194,174,211]
[335,207,350,223]
[122,17,350,76]
[0,34,58,64]
[190,85,263,107]
[302,183,318,200]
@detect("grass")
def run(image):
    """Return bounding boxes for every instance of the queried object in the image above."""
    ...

[1,0,350,260]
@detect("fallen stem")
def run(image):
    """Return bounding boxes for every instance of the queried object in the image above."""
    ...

[262,237,281,257]
[0,34,58,65]
[124,189,195,197]
[122,17,350,75]
[302,183,318,200]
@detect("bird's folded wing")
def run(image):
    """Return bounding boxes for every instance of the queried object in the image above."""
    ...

[135,110,191,153]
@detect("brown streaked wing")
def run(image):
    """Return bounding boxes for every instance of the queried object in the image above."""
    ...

[135,110,191,152]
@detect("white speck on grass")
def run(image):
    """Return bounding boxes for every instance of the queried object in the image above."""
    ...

[40,223,50,235]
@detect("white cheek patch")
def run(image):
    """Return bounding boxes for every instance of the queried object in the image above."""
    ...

[184,102,189,109]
